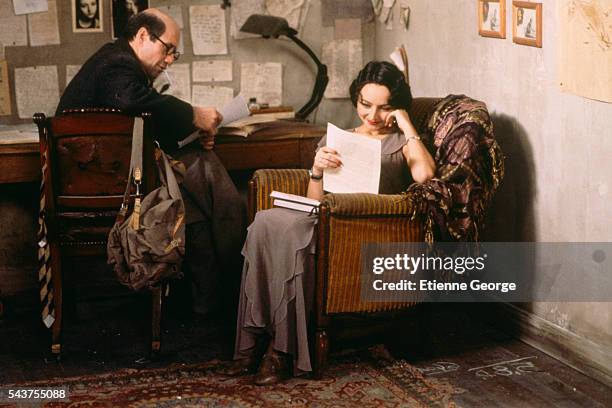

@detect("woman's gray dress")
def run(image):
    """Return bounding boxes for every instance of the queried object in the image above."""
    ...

[234,132,414,374]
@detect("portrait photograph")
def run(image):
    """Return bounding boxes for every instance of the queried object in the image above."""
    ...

[513,1,542,47]
[478,0,506,39]
[111,0,149,39]
[72,0,103,33]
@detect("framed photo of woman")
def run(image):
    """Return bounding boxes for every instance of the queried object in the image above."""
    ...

[72,0,103,33]
[512,1,542,47]
[111,0,149,39]
[478,0,506,39]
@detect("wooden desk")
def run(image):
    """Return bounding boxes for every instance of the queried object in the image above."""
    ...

[0,134,323,184]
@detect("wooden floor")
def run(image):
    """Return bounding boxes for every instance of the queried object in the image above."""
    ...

[0,296,609,407]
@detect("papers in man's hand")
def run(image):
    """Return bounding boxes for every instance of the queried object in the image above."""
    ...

[323,123,381,194]
[178,94,250,148]
[271,191,320,214]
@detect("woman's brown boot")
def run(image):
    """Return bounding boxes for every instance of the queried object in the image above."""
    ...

[253,350,291,386]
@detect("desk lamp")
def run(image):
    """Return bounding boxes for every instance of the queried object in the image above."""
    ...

[240,14,328,120]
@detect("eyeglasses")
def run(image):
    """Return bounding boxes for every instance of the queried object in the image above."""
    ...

[150,33,181,61]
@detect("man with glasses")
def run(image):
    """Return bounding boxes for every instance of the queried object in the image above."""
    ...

[57,8,246,320]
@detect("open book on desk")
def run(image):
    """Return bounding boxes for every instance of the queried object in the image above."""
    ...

[271,191,320,214]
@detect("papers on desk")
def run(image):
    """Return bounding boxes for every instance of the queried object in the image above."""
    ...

[177,94,250,148]
[323,123,381,194]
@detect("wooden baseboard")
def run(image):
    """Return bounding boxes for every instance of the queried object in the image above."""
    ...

[490,303,612,387]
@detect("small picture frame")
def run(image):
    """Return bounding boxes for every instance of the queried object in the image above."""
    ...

[512,1,542,47]
[72,0,104,33]
[478,0,506,39]
[112,0,149,39]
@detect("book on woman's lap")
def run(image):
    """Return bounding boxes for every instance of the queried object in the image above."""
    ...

[270,191,320,214]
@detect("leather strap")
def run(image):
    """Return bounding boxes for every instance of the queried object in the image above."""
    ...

[116,117,144,224]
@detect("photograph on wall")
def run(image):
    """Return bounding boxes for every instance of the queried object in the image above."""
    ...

[513,1,542,47]
[478,0,506,39]
[72,0,103,33]
[111,0,149,39]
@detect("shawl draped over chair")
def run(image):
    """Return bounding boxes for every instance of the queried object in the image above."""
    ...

[407,94,505,242]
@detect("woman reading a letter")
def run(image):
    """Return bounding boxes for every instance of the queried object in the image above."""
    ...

[220,61,436,385]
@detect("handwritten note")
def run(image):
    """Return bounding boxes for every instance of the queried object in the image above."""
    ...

[12,0,48,15]
[27,0,60,46]
[0,0,28,46]
[192,60,232,82]
[0,60,11,116]
[192,85,233,110]
[240,62,283,107]
[14,65,59,118]
[323,123,381,194]
[190,5,227,55]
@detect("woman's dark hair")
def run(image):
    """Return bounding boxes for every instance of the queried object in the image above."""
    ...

[123,11,166,40]
[349,61,412,110]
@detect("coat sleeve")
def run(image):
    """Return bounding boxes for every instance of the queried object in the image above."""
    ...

[96,56,196,150]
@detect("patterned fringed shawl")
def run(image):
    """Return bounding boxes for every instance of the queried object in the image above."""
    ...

[407,95,505,242]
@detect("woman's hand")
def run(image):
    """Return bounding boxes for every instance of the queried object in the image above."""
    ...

[312,146,342,176]
[384,109,416,133]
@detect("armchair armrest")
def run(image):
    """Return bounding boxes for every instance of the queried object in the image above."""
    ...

[248,169,310,221]
[321,191,426,217]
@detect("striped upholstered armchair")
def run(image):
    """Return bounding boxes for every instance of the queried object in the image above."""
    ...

[247,96,504,377]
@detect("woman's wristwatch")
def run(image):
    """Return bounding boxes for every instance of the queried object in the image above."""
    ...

[309,168,323,180]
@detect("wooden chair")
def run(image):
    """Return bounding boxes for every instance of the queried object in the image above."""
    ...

[33,108,162,359]
[248,96,504,377]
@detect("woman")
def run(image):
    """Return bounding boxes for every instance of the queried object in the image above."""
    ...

[222,61,435,385]
[76,0,100,29]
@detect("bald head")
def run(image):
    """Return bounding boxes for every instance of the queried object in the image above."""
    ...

[127,8,181,80]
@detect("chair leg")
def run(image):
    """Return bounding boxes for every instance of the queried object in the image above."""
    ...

[312,328,329,379]
[50,246,63,358]
[150,285,162,360]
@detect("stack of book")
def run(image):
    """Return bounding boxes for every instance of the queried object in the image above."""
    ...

[271,191,320,214]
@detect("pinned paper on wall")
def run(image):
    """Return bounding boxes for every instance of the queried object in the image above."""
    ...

[65,64,81,88]
[12,0,48,15]
[399,0,410,30]
[558,0,612,103]
[192,85,234,110]
[321,0,374,26]
[322,39,362,98]
[379,0,395,30]
[14,65,59,118]
[165,63,191,104]
[230,0,265,39]
[0,60,11,116]
[240,62,283,106]
[266,0,310,31]
[334,18,362,40]
[0,0,28,46]
[190,5,227,55]
[193,60,232,82]
[27,0,60,46]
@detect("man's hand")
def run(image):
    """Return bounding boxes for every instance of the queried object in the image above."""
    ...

[193,106,223,135]
[200,131,215,150]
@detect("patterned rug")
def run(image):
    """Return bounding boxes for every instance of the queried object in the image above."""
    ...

[1,347,464,407]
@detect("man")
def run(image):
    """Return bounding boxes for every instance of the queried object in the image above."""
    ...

[57,8,246,317]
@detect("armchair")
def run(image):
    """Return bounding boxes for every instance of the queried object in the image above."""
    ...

[248,96,504,377]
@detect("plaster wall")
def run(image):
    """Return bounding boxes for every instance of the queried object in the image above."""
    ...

[375,0,611,367]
